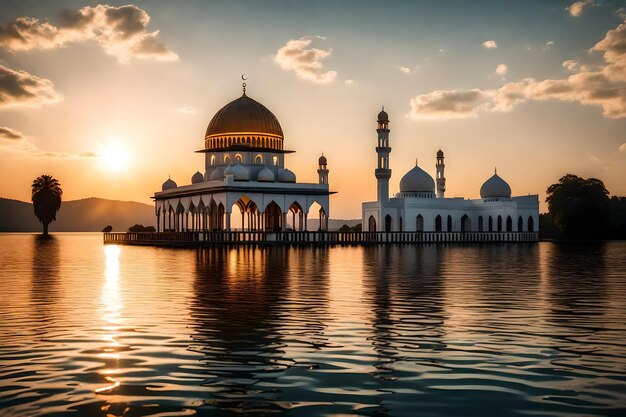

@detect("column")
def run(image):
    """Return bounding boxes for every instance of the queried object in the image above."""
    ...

[282,212,287,231]
[225,212,231,231]
[304,213,308,231]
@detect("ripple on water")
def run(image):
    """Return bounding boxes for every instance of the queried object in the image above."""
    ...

[0,235,626,416]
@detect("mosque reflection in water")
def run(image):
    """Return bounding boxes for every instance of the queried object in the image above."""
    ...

[7,235,621,417]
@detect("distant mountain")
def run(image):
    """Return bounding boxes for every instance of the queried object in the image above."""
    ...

[0,197,155,232]
[308,218,361,231]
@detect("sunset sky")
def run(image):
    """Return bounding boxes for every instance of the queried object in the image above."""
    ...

[1,0,625,218]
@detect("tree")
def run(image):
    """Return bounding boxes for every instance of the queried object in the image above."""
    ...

[102,225,113,232]
[546,174,610,239]
[31,175,62,236]
[128,224,156,232]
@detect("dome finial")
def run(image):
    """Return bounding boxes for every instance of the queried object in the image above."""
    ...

[415,158,418,166]
[241,74,247,96]
[495,166,497,174]
[382,105,384,111]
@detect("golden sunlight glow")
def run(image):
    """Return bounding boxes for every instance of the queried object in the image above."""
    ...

[100,142,130,172]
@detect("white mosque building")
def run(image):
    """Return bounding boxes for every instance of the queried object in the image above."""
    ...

[362,109,539,237]
[153,85,333,233]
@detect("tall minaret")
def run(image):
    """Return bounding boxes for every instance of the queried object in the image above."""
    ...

[375,107,391,203]
[436,148,446,198]
[317,154,329,184]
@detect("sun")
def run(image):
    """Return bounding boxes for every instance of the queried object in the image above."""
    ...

[100,142,129,172]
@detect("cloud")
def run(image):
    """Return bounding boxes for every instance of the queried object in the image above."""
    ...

[619,142,626,151]
[398,66,412,75]
[409,89,491,119]
[544,40,555,50]
[409,19,626,120]
[274,36,337,83]
[0,126,98,158]
[562,59,580,71]
[567,0,594,17]
[176,104,198,115]
[618,7,626,20]
[496,64,508,76]
[0,126,23,140]
[0,4,178,62]
[0,65,62,108]
[344,79,354,85]
[589,155,600,162]
[482,40,498,49]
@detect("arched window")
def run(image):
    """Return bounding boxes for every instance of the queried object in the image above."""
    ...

[399,217,403,232]
[368,215,376,232]
[478,216,484,232]
[528,216,534,232]
[447,215,452,232]
[506,216,513,232]
[210,155,216,166]
[224,155,230,164]
[518,216,523,232]
[416,214,424,232]
[435,215,442,232]
[385,215,392,232]
[272,156,278,166]
[488,216,493,232]
[461,214,471,233]
[497,215,502,232]
[235,154,242,163]
[255,155,263,164]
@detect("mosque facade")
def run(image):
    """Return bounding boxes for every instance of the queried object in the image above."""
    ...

[362,109,539,235]
[153,86,333,233]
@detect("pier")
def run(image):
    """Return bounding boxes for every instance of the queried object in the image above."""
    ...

[103,231,539,247]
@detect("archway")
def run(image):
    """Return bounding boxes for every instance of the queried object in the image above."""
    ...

[461,214,471,233]
[385,214,392,232]
[435,215,442,232]
[368,215,376,232]
[506,216,513,232]
[288,201,304,231]
[518,216,523,232]
[447,215,452,232]
[478,216,484,232]
[265,201,282,231]
[488,216,493,232]
[416,214,424,232]
[497,215,502,232]
[528,216,534,232]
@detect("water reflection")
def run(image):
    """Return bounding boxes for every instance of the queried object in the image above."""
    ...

[1,236,626,417]
[96,245,123,395]
[191,247,290,414]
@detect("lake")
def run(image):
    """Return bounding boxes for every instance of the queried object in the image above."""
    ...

[0,234,625,416]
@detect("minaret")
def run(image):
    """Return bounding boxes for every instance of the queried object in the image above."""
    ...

[317,154,329,184]
[375,107,391,203]
[436,148,446,198]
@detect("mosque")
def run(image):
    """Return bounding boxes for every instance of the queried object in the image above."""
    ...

[361,109,539,235]
[153,84,333,233]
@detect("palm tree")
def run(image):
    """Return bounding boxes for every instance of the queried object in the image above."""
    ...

[31,175,63,236]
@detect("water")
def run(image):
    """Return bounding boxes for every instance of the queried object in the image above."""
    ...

[0,234,625,417]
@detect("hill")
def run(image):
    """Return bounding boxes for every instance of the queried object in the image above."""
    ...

[0,197,155,232]
[0,197,361,232]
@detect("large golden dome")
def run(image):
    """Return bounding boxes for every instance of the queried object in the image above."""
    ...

[204,93,284,151]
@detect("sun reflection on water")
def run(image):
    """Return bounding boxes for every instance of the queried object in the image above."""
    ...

[97,245,123,395]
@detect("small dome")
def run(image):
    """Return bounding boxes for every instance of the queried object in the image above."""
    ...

[162,178,177,191]
[277,168,296,183]
[318,154,327,165]
[191,171,204,184]
[257,167,275,182]
[480,172,511,198]
[378,108,389,122]
[399,163,435,193]
[437,149,444,158]
[224,163,250,181]
[210,166,224,181]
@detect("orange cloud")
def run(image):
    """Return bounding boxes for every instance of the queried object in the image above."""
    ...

[0,126,98,158]
[409,19,626,120]
[0,65,61,108]
[274,36,337,83]
[0,4,178,62]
